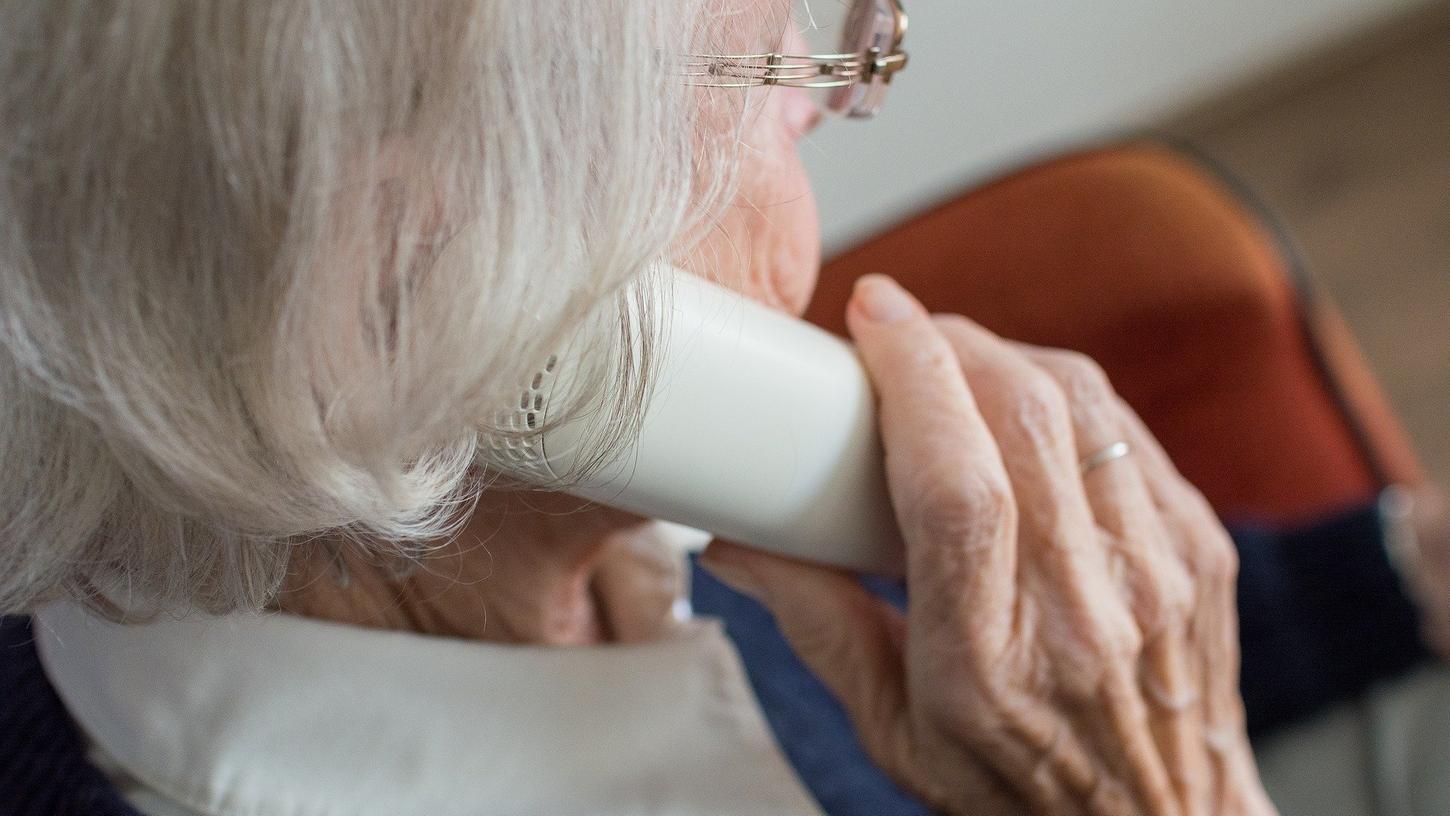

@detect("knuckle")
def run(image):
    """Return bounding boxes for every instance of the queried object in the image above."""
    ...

[1174,480,1219,525]
[1046,350,1114,399]
[1010,369,1072,437]
[1199,529,1240,586]
[1090,607,1145,667]
[1079,611,1144,676]
[921,682,1008,748]
[908,339,959,380]
[1051,353,1121,433]
[1183,481,1212,512]
[1133,541,1197,622]
[1112,618,1145,662]
[1154,559,1198,625]
[1172,486,1240,585]
[910,468,1014,544]
[1160,477,1212,520]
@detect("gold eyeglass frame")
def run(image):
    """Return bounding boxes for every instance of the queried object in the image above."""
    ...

[677,0,908,118]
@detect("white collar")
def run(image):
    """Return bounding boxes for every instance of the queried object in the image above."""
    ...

[35,602,822,816]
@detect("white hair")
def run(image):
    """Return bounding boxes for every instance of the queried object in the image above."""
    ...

[0,0,782,615]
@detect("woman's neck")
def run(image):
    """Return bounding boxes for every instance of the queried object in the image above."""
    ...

[274,492,687,645]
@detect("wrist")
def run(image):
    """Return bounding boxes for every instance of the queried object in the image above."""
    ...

[1380,485,1450,656]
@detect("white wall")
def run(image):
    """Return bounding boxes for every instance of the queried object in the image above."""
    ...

[805,0,1430,254]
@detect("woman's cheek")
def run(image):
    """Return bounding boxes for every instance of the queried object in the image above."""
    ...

[678,90,823,317]
[746,139,821,316]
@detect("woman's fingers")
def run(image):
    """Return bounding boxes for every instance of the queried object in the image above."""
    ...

[1011,348,1155,540]
[844,276,1017,639]
[1018,345,1210,814]
[698,547,1036,816]
[1013,345,1188,637]
[796,282,1261,814]
[1016,345,1197,633]
[1115,402,1258,811]
[931,316,1179,815]
[845,279,1096,812]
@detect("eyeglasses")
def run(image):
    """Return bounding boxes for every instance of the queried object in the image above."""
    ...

[678,0,909,120]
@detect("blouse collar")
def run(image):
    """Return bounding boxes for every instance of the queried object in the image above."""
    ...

[35,602,820,816]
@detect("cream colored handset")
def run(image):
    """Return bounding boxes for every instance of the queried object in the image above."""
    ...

[483,270,904,575]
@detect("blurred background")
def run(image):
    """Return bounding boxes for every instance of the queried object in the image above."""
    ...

[804,0,1449,485]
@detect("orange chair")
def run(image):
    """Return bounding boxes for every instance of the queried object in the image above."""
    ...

[806,140,1424,525]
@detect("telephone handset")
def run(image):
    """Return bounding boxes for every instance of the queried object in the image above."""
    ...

[483,270,904,575]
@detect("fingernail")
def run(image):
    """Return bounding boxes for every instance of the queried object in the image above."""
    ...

[853,275,915,323]
[699,556,766,603]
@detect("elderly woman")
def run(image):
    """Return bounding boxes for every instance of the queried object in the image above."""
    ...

[0,2,1284,814]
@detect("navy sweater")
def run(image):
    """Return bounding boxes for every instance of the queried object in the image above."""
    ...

[0,502,1427,816]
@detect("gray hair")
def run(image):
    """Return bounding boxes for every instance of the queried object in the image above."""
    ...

[0,0,779,615]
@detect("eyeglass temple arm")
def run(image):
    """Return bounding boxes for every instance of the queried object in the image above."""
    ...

[677,48,908,89]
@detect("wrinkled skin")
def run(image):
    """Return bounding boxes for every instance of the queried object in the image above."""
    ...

[279,35,1280,816]
[701,276,1278,815]
[279,492,688,645]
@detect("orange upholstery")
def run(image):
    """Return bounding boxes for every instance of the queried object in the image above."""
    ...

[807,142,1423,523]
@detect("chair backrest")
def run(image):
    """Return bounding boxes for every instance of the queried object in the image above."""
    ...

[807,141,1423,524]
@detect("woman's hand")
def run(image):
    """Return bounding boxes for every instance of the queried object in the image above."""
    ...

[701,275,1277,815]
